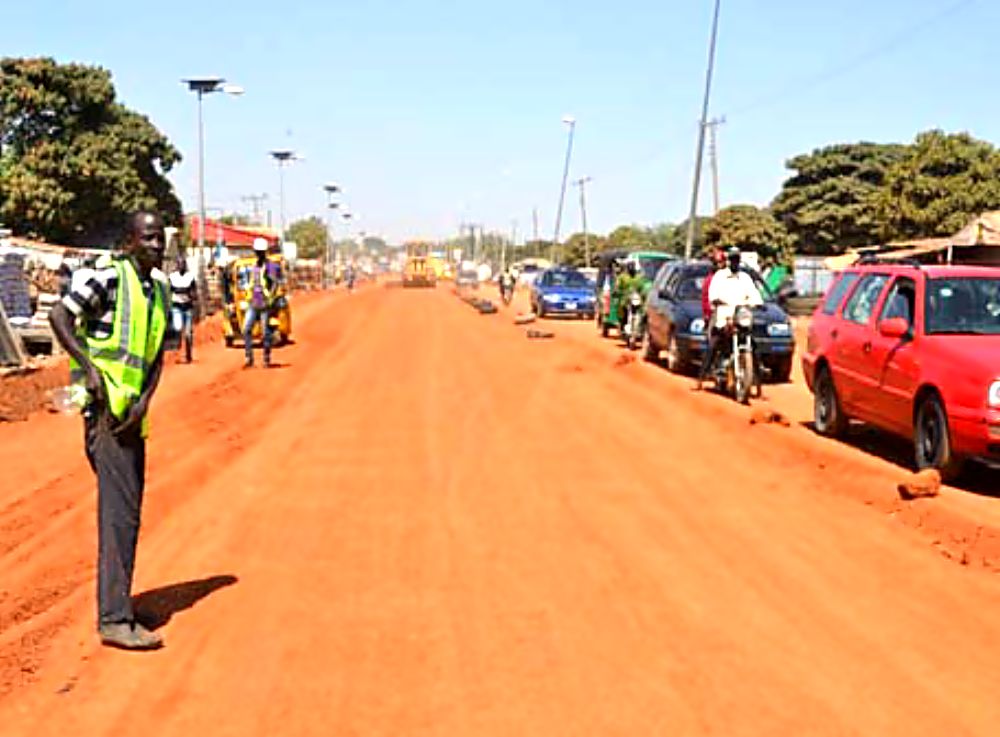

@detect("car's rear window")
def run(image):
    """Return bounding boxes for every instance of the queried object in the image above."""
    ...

[925,277,1000,335]
[821,273,860,315]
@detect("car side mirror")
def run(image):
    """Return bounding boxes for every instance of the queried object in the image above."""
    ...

[879,317,910,340]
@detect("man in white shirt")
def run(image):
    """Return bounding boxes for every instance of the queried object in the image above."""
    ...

[700,247,763,386]
[168,255,198,363]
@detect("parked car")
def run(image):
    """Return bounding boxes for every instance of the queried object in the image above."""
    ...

[530,268,596,318]
[802,261,1000,479]
[644,260,795,381]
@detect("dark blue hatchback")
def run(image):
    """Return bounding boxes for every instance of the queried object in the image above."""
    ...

[530,268,596,319]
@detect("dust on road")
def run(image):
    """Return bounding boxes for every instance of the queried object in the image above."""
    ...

[2,286,1000,735]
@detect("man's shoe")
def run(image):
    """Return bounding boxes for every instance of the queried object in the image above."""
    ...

[263,356,272,368]
[243,358,254,369]
[99,621,163,651]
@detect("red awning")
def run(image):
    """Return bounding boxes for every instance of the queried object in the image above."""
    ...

[187,216,280,247]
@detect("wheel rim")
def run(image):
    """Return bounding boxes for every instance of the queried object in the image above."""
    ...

[667,335,678,369]
[919,405,942,465]
[817,376,833,428]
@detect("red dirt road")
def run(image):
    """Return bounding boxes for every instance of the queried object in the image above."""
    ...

[3,285,1000,735]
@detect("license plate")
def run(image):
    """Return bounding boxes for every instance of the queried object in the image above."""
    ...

[564,302,577,310]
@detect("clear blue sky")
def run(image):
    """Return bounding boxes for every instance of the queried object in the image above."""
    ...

[6,0,998,243]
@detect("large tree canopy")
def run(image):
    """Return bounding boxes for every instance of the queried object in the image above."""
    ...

[286,216,328,259]
[874,130,1000,240]
[702,204,792,268]
[770,142,906,255]
[0,57,182,246]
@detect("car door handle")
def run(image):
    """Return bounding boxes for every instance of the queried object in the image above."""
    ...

[862,341,872,354]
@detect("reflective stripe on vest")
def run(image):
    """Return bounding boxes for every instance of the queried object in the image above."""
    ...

[69,258,168,431]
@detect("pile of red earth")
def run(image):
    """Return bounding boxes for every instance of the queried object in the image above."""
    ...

[0,362,68,422]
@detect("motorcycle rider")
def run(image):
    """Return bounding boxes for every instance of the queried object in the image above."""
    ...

[699,247,763,387]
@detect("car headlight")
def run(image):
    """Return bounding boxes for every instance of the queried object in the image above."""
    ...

[543,293,560,302]
[989,380,1000,408]
[768,322,791,337]
[735,306,753,329]
[689,318,705,335]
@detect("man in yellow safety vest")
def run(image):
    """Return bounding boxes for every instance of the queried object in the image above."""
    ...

[49,211,170,651]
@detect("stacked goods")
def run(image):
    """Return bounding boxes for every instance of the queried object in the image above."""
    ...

[0,253,32,321]
[31,293,60,328]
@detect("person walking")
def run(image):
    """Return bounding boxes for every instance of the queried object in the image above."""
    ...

[48,211,170,650]
[243,237,276,368]
[168,255,198,363]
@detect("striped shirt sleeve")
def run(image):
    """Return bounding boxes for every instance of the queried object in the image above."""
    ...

[63,266,116,319]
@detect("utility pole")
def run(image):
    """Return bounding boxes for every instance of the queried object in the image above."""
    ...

[705,117,726,215]
[241,193,268,224]
[574,176,592,268]
[532,207,539,246]
[552,117,577,265]
[684,0,722,260]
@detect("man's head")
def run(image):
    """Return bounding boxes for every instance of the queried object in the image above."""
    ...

[175,255,188,274]
[253,238,269,262]
[712,249,727,270]
[625,259,638,277]
[726,247,741,272]
[125,212,165,274]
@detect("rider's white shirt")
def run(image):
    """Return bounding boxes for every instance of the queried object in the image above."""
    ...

[708,268,763,328]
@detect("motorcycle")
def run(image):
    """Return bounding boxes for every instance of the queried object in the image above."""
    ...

[622,290,646,351]
[713,304,761,405]
[499,279,514,305]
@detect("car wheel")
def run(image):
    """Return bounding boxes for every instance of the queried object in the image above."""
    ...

[664,331,688,375]
[642,330,660,364]
[915,394,965,481]
[813,366,847,438]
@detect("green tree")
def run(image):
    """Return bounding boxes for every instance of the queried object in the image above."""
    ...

[561,232,608,267]
[606,224,650,249]
[361,235,389,253]
[0,57,182,246]
[286,216,328,259]
[770,142,906,255]
[659,217,710,256]
[875,130,1000,239]
[702,204,793,268]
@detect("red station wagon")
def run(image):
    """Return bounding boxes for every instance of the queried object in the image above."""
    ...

[802,261,1000,479]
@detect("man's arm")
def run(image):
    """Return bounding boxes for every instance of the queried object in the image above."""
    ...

[49,302,107,407]
[112,347,164,436]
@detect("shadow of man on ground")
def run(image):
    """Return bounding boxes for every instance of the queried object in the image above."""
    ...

[133,575,238,631]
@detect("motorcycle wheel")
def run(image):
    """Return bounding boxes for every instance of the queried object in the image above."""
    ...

[735,350,753,405]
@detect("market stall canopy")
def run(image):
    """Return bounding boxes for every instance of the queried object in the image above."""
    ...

[951,211,1000,247]
[187,216,280,248]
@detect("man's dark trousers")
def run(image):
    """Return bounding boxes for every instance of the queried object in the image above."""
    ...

[84,410,145,626]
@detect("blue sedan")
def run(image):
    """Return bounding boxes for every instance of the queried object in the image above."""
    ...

[530,268,596,319]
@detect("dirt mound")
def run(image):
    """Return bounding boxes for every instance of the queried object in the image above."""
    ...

[0,362,69,422]
[898,469,942,500]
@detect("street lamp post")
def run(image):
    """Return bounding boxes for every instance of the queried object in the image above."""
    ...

[324,182,341,288]
[552,115,576,264]
[269,149,303,249]
[182,77,243,254]
[575,176,593,267]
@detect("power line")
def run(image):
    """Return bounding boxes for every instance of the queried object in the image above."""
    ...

[728,0,977,118]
